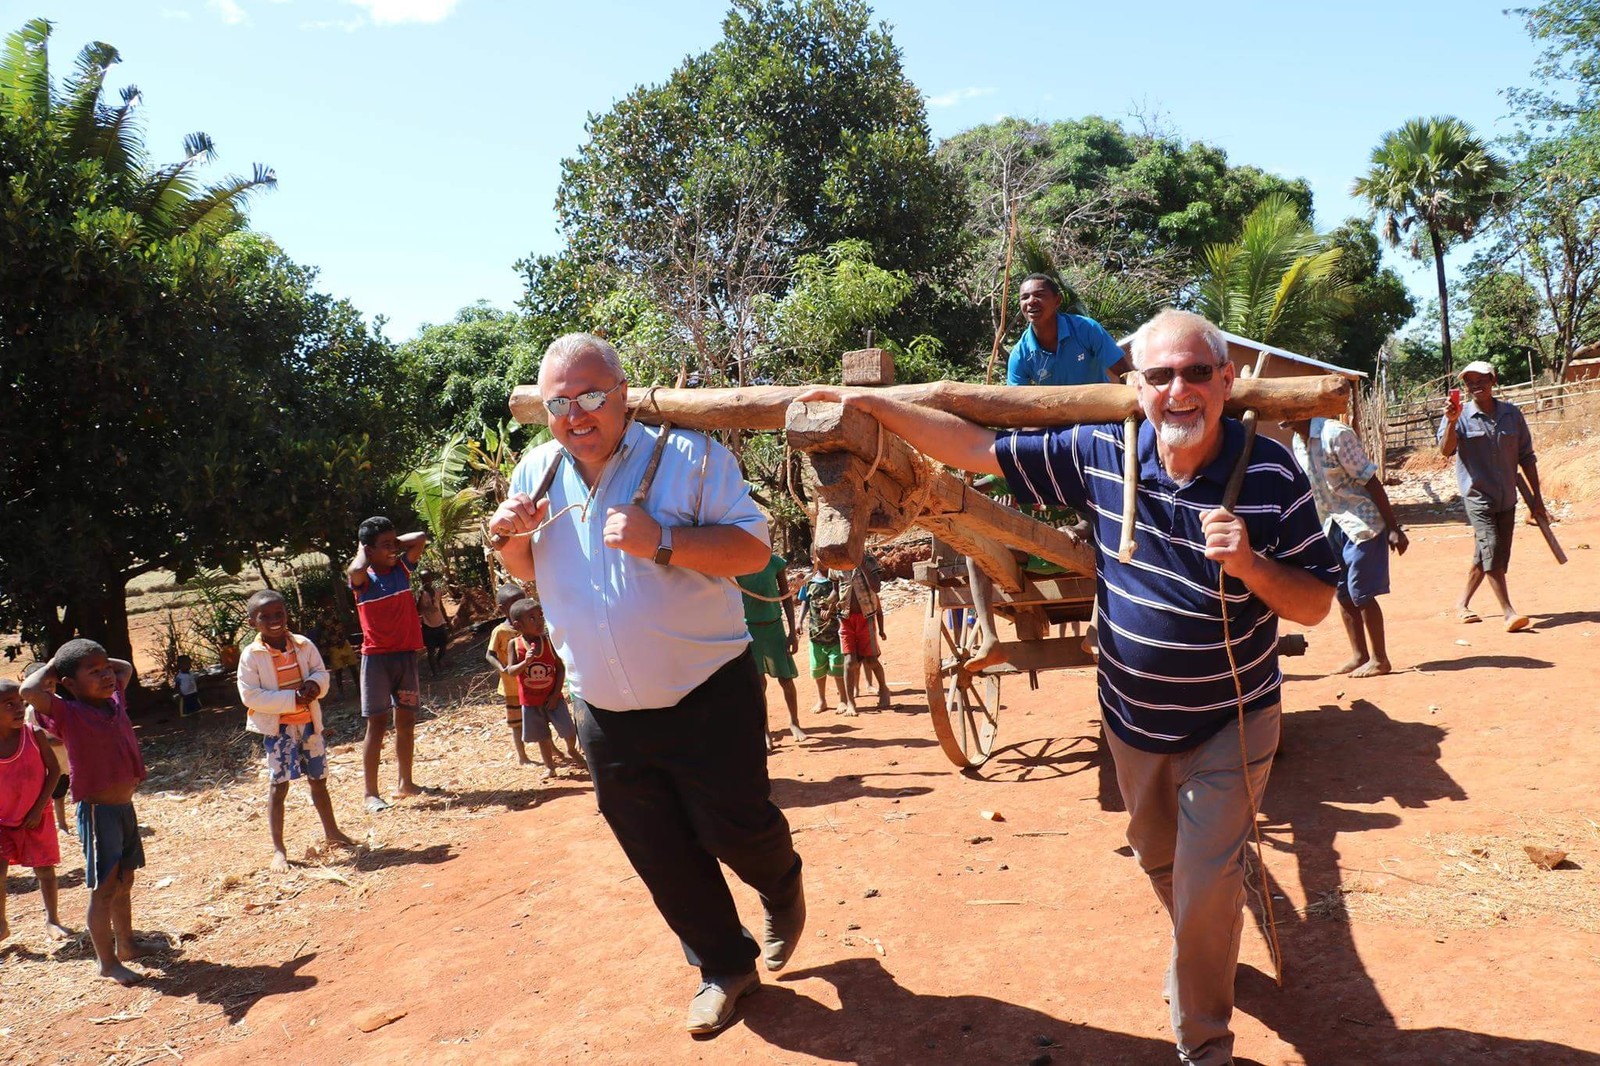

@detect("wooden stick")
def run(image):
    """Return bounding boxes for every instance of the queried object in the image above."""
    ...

[510,376,1350,430]
[1117,416,1139,563]
[1516,472,1567,564]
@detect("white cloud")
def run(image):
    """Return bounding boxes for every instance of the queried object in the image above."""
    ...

[207,0,248,24]
[926,86,995,109]
[346,0,461,24]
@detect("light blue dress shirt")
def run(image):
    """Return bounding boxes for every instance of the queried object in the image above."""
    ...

[508,421,768,711]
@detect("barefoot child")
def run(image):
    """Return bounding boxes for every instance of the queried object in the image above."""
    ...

[348,516,431,811]
[0,679,71,943]
[797,569,849,715]
[416,570,453,677]
[174,655,201,717]
[737,550,806,748]
[507,598,583,778]
[20,641,147,985]
[238,591,357,872]
[484,583,532,764]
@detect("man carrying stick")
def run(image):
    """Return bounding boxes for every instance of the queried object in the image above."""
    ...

[1439,360,1548,632]
[488,334,803,1038]
[803,309,1338,1066]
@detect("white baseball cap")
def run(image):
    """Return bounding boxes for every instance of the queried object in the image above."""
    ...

[1459,360,1496,380]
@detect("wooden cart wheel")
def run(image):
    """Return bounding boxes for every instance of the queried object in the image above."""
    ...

[924,589,1001,768]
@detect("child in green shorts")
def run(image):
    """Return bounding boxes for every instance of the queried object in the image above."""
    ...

[796,569,849,715]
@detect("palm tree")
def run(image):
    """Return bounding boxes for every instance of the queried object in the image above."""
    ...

[1196,194,1352,352]
[0,18,275,241]
[1352,116,1507,376]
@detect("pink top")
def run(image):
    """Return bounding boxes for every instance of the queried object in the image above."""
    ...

[0,726,49,827]
[36,685,146,803]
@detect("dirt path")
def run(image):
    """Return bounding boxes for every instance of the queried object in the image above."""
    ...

[9,500,1600,1065]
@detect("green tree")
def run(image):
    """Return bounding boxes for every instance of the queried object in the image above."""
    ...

[1323,218,1417,375]
[1352,116,1508,376]
[399,304,544,438]
[1457,269,1546,381]
[1196,194,1351,352]
[0,21,411,668]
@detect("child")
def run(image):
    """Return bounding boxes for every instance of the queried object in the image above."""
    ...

[19,640,147,985]
[796,568,850,715]
[834,552,891,712]
[416,570,453,676]
[238,590,357,872]
[323,612,359,697]
[1,679,70,943]
[348,516,431,812]
[484,583,532,764]
[736,550,806,748]
[507,598,583,779]
[174,655,200,717]
[23,705,71,834]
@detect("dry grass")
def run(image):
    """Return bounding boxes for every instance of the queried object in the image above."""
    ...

[0,676,575,1063]
[1305,815,1600,933]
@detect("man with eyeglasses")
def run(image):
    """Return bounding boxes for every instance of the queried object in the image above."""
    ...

[487,333,804,1038]
[1438,360,1546,631]
[801,308,1338,1066]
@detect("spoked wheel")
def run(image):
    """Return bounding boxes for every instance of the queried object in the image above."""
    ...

[924,589,1001,768]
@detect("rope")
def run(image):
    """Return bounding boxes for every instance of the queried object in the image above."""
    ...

[1218,567,1284,987]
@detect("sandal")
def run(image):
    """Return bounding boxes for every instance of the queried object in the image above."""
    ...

[1457,610,1483,624]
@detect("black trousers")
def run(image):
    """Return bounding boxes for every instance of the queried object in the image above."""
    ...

[575,649,802,977]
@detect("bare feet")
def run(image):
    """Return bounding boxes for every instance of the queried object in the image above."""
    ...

[392,783,430,798]
[1332,656,1366,676]
[1350,659,1391,678]
[789,724,807,743]
[838,703,857,717]
[44,920,71,940]
[271,851,291,873]
[325,831,358,849]
[810,701,828,714]
[517,754,533,766]
[876,694,891,710]
[963,638,1008,674]
[117,937,164,962]
[101,961,143,986]
[0,916,9,941]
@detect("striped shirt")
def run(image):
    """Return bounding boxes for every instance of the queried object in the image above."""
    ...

[353,556,424,655]
[996,419,1339,754]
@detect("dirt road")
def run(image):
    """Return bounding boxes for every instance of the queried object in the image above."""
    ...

[9,499,1600,1065]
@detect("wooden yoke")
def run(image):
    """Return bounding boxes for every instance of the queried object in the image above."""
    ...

[785,401,1096,591]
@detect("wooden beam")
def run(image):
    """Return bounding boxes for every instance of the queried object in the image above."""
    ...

[511,376,1349,429]
[787,401,1097,581]
[973,639,1098,675]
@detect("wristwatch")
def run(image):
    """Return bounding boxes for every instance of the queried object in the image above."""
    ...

[654,525,674,566]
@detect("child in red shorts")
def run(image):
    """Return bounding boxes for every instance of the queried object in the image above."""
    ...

[0,678,70,943]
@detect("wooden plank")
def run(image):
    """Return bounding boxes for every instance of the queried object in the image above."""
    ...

[919,517,1026,593]
[511,376,1350,429]
[975,638,1098,674]
[1516,473,1567,564]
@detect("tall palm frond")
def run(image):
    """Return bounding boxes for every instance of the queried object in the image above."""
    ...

[1198,194,1350,352]
[0,18,52,120]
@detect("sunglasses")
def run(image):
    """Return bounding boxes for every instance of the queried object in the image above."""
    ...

[1138,363,1225,387]
[543,381,625,419]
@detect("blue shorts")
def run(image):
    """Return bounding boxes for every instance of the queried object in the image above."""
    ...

[522,697,577,744]
[361,651,420,717]
[179,692,201,716]
[1328,524,1390,608]
[263,722,328,784]
[78,801,146,890]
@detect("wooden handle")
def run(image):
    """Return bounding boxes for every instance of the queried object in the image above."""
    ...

[1221,410,1258,513]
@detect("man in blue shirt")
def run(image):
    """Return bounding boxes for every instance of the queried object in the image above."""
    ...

[802,309,1337,1066]
[1438,360,1547,632]
[1007,273,1131,387]
[490,334,804,1037]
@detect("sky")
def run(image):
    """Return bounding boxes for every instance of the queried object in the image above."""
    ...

[16,0,1548,342]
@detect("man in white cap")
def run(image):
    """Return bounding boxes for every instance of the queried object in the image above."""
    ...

[1439,360,1548,631]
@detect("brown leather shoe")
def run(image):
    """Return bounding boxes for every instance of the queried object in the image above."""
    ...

[685,970,760,1036]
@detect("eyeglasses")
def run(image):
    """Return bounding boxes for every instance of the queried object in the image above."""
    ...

[543,381,625,419]
[1138,363,1225,387]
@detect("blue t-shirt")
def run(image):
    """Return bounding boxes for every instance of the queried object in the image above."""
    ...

[1006,313,1124,387]
[995,420,1339,754]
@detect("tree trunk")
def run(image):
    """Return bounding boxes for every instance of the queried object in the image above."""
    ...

[61,583,139,681]
[1430,225,1454,378]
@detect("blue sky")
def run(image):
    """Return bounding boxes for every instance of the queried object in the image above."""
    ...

[21,0,1545,341]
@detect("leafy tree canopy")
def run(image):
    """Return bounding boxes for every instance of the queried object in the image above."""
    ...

[399,303,544,439]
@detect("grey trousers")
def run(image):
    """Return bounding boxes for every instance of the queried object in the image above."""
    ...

[1105,704,1281,1066]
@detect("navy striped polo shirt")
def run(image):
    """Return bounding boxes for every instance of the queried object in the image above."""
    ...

[996,418,1339,754]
